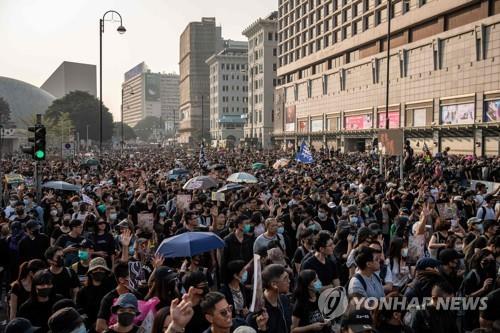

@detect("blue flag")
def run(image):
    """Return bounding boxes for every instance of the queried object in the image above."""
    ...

[295,140,314,164]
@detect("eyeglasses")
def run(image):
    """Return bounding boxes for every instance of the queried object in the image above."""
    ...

[217,305,233,317]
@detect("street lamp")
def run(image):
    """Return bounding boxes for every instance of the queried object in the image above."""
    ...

[121,84,134,155]
[99,10,126,156]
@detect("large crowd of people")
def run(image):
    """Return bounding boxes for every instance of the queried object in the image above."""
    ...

[0,143,499,333]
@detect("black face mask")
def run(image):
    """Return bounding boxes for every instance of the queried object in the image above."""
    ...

[16,208,24,215]
[55,257,64,267]
[117,312,135,326]
[31,228,40,236]
[92,272,106,282]
[36,287,52,298]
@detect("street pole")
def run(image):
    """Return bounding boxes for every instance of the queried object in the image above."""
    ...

[86,125,89,151]
[99,18,103,156]
[380,0,392,177]
[121,85,124,155]
[201,95,204,146]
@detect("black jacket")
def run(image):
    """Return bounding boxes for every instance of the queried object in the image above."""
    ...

[222,232,254,266]
[219,283,251,317]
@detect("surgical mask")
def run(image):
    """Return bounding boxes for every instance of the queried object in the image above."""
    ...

[455,243,463,252]
[277,226,285,234]
[243,224,251,233]
[159,212,167,218]
[92,271,106,282]
[110,213,117,221]
[107,197,114,203]
[23,199,31,206]
[117,312,136,327]
[476,224,484,234]
[241,271,248,284]
[318,212,327,221]
[349,216,358,224]
[308,224,318,231]
[70,324,87,333]
[313,279,323,293]
[72,202,79,208]
[9,200,16,207]
[36,287,52,298]
[401,248,408,258]
[78,250,89,261]
[50,210,58,216]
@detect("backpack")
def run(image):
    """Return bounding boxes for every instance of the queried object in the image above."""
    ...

[347,272,382,293]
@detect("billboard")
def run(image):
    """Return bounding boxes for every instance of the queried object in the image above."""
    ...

[311,119,323,132]
[485,100,500,123]
[413,108,427,127]
[145,74,161,102]
[124,62,145,81]
[298,120,307,132]
[345,114,372,130]
[377,111,400,128]
[441,103,475,125]
[285,105,296,132]
[378,129,404,156]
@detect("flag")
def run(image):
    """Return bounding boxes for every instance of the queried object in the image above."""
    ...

[295,140,314,164]
[199,144,208,167]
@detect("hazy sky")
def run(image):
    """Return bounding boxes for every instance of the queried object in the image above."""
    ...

[0,0,275,121]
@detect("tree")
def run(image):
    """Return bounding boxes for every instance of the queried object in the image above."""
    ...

[0,96,12,126]
[45,112,75,148]
[45,91,114,142]
[133,116,163,142]
[113,122,136,141]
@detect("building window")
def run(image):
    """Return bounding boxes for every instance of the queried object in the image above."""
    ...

[268,32,273,40]
[273,48,277,56]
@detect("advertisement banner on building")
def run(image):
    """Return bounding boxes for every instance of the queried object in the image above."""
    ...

[298,120,308,133]
[125,62,145,81]
[145,74,161,102]
[441,103,475,125]
[311,119,323,132]
[485,100,500,122]
[377,111,400,128]
[285,106,296,132]
[378,129,404,156]
[413,108,427,127]
[345,114,372,130]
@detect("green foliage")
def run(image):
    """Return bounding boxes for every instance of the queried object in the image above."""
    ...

[45,91,114,142]
[113,122,136,141]
[0,96,12,125]
[44,112,75,147]
[133,116,162,141]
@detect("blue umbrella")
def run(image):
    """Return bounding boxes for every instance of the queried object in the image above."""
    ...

[156,232,225,258]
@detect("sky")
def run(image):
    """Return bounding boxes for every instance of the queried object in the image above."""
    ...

[0,0,275,121]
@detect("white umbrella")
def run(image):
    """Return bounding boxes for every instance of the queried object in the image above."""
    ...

[227,172,258,184]
[182,176,218,190]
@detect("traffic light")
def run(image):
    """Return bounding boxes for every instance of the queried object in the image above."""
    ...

[34,125,46,160]
[22,124,46,160]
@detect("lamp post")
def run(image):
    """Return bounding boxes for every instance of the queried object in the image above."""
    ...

[121,84,134,155]
[99,10,126,156]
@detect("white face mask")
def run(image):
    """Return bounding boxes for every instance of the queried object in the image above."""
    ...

[70,324,87,333]
[401,248,408,257]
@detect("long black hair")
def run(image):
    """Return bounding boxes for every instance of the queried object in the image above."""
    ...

[293,269,316,304]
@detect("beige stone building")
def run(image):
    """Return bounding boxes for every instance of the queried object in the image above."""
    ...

[242,12,279,148]
[178,18,223,145]
[274,0,500,156]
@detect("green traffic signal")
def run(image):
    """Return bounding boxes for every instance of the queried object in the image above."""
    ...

[35,150,45,159]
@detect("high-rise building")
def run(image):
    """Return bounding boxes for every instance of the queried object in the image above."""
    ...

[178,17,224,145]
[206,40,248,147]
[242,12,279,148]
[122,62,179,129]
[274,0,500,156]
[41,61,96,98]
[161,74,180,135]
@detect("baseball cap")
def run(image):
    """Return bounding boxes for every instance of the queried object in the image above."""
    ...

[438,249,465,264]
[88,257,110,272]
[341,309,375,333]
[5,318,39,333]
[416,258,441,271]
[111,293,139,314]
